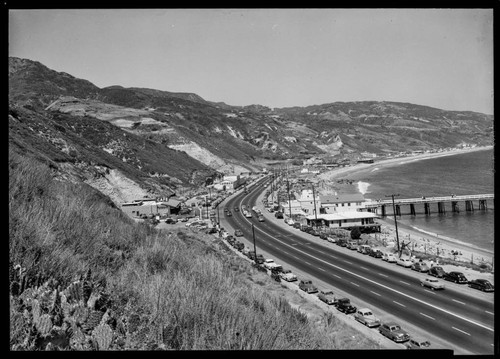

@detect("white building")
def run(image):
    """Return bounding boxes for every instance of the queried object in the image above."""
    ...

[305,211,379,230]
[319,193,366,213]
[298,189,321,216]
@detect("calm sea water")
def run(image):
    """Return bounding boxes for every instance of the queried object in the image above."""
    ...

[347,148,494,253]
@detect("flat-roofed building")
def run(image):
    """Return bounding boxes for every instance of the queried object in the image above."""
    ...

[320,193,366,213]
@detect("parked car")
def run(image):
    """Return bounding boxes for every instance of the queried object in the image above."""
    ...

[317,290,337,305]
[443,271,469,284]
[299,279,319,294]
[326,236,337,244]
[263,259,282,271]
[336,298,357,314]
[319,232,328,240]
[270,270,281,282]
[420,278,445,290]
[369,249,384,258]
[382,252,397,263]
[293,222,301,229]
[274,212,284,219]
[378,322,410,343]
[411,261,430,273]
[406,337,432,349]
[357,244,371,254]
[234,229,244,237]
[354,308,381,328]
[258,215,265,222]
[279,269,298,282]
[346,240,359,250]
[337,238,348,247]
[233,241,244,251]
[468,279,494,292]
[396,257,413,268]
[165,218,178,224]
[428,266,446,278]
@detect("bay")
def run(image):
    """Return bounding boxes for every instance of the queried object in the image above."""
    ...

[346,148,494,253]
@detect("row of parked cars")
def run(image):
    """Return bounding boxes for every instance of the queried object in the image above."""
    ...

[297,278,429,349]
[320,235,494,293]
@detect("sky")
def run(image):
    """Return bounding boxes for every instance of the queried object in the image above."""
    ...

[8,8,494,114]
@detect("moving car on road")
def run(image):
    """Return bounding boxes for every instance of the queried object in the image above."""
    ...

[468,279,494,292]
[420,278,445,290]
[234,229,244,237]
[379,322,410,343]
[354,308,381,328]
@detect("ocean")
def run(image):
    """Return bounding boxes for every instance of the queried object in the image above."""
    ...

[346,148,495,253]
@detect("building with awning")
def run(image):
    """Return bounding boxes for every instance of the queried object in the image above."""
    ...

[305,211,380,232]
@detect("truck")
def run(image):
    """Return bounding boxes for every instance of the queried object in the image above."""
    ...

[335,298,357,314]
[298,279,318,294]
[263,259,283,271]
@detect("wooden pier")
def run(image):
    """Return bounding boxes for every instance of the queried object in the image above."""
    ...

[364,194,494,216]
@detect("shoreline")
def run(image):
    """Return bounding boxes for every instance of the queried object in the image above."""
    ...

[318,145,493,183]
[317,145,494,279]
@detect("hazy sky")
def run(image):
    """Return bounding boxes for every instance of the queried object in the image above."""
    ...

[9,9,494,114]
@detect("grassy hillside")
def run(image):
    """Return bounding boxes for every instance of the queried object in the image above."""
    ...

[9,150,378,350]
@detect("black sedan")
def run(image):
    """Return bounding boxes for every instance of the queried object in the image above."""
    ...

[443,271,468,284]
[428,266,446,278]
[468,279,494,292]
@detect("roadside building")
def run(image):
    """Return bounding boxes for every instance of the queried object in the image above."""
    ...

[305,211,380,232]
[320,193,366,213]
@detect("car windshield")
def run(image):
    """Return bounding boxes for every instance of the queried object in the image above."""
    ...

[364,311,373,316]
[391,325,401,330]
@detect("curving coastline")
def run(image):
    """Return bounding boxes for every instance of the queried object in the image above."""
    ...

[318,145,494,281]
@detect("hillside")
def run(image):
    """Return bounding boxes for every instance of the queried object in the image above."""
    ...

[8,56,494,203]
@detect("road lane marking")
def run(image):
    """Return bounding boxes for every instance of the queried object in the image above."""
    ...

[304,261,311,265]
[249,220,494,332]
[360,266,368,270]
[350,282,359,287]
[319,267,326,272]
[420,313,435,320]
[370,291,381,296]
[452,327,471,336]
[393,301,406,307]
[344,260,352,264]
[452,299,466,305]
[333,274,341,279]
[378,273,388,277]
[399,280,411,286]
[485,311,494,315]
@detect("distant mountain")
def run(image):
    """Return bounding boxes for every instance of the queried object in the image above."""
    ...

[8,56,494,203]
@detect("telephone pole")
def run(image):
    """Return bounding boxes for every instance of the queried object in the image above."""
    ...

[386,193,401,256]
[252,224,257,264]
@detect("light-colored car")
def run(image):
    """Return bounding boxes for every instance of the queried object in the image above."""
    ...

[379,322,410,343]
[354,308,381,328]
[326,236,337,243]
[357,244,371,254]
[396,257,413,268]
[406,337,432,349]
[382,252,397,263]
[420,277,445,290]
[317,290,337,305]
[279,269,298,282]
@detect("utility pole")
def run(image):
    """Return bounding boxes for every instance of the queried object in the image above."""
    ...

[312,183,318,226]
[386,193,401,256]
[205,195,208,220]
[252,224,257,264]
[287,176,292,220]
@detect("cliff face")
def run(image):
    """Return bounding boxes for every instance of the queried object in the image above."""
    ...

[9,56,494,202]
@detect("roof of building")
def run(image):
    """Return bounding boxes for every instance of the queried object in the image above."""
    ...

[320,193,365,204]
[305,211,378,221]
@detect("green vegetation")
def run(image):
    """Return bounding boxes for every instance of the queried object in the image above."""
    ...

[9,149,377,350]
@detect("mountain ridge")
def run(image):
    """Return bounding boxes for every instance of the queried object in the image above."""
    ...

[8,56,493,203]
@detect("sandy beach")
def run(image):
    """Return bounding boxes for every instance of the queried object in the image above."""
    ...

[318,145,495,284]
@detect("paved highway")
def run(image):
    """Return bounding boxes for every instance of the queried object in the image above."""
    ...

[221,177,494,354]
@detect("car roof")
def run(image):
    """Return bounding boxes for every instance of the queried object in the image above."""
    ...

[358,307,372,312]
